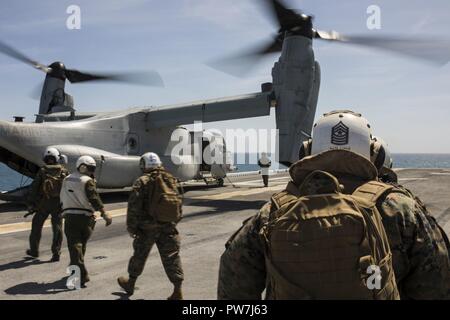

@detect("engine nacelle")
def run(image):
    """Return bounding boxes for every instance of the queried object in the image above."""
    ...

[272,35,321,166]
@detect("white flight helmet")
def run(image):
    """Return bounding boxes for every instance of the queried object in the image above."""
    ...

[140,152,162,171]
[310,110,372,160]
[43,147,60,163]
[76,155,97,173]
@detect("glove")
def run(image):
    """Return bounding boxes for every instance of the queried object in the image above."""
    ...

[101,212,112,226]
[127,226,138,238]
[23,210,35,218]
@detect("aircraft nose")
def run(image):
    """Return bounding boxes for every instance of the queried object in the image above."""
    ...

[0,120,22,152]
[0,120,12,135]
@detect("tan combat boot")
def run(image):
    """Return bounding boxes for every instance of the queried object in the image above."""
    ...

[117,276,136,296]
[167,282,183,300]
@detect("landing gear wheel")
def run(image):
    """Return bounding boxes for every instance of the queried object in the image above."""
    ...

[217,178,224,187]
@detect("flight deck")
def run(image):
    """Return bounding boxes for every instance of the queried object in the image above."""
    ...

[0,169,448,300]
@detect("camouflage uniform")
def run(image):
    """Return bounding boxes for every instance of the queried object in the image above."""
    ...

[379,167,450,257]
[125,167,184,286]
[27,164,68,257]
[218,152,450,300]
[64,179,104,283]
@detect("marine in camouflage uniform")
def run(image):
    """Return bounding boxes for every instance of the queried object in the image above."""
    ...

[118,164,184,299]
[218,151,450,300]
[26,164,68,261]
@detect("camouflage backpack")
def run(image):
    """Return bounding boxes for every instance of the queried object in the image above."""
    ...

[41,168,66,199]
[147,169,182,223]
[260,170,400,300]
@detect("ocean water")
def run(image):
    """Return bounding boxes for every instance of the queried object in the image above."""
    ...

[1,153,449,191]
[392,154,450,169]
[233,153,450,172]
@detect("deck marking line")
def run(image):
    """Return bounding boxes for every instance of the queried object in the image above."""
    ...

[0,184,286,235]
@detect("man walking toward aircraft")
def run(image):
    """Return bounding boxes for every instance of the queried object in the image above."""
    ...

[26,147,68,262]
[60,155,112,286]
[117,152,184,300]
[258,152,271,187]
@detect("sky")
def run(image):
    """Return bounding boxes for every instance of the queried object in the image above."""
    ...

[0,0,450,153]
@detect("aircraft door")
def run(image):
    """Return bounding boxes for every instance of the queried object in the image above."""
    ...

[202,131,228,180]
[201,137,211,172]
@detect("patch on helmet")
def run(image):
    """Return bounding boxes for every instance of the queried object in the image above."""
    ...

[331,121,349,145]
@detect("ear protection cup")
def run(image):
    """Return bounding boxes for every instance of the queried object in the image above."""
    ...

[370,140,386,171]
[374,146,386,171]
[299,139,312,160]
[59,154,68,165]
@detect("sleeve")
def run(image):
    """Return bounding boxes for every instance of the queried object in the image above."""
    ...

[84,179,104,212]
[217,203,270,300]
[27,169,43,209]
[381,192,450,300]
[126,178,146,231]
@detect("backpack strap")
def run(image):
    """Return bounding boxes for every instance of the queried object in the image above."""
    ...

[263,182,301,247]
[352,180,396,269]
[270,181,300,211]
[161,170,180,193]
[148,172,160,216]
[352,181,394,207]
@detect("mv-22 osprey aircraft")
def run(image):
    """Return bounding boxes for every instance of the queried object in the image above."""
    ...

[0,0,449,201]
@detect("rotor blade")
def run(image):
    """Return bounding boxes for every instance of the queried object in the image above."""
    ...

[266,0,303,30]
[65,69,164,87]
[316,30,450,65]
[0,40,50,73]
[207,37,282,77]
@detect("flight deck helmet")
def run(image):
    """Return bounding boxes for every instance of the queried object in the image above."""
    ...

[43,147,61,165]
[309,110,372,160]
[140,152,162,172]
[76,155,97,175]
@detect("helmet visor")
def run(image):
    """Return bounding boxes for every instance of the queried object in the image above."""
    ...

[86,165,96,172]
